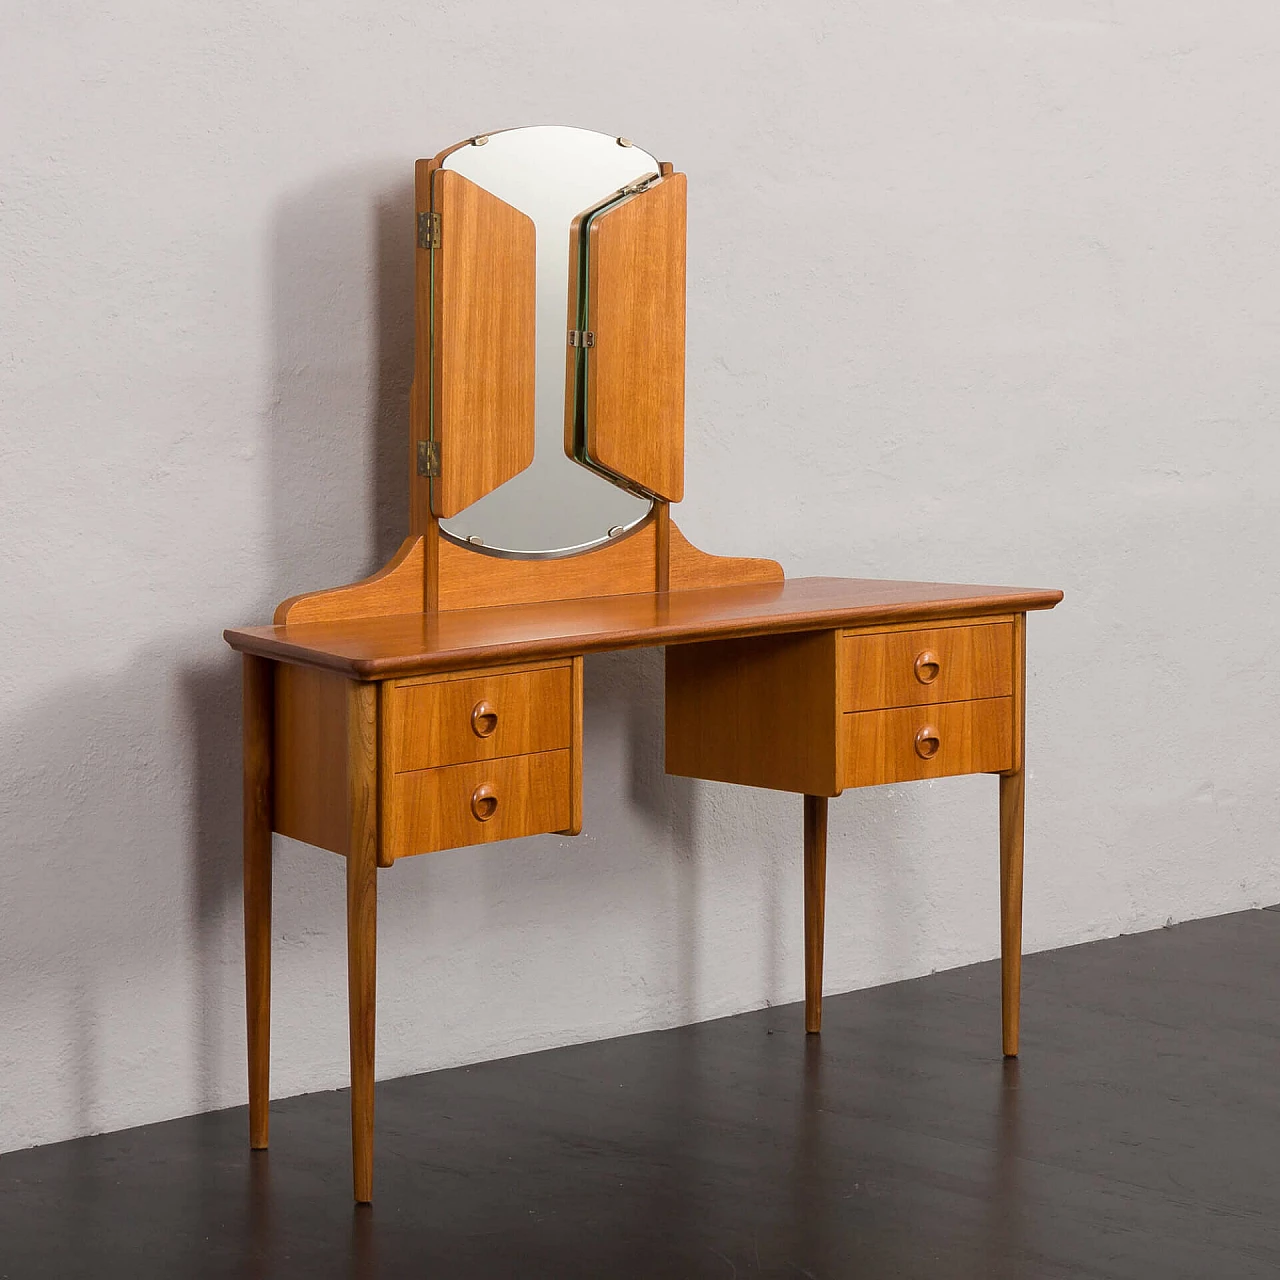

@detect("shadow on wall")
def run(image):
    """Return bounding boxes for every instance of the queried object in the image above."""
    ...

[587,647,701,1019]
[0,647,251,1151]
[191,166,424,1125]
[268,165,416,596]
[0,167,423,1151]
[0,164,815,1155]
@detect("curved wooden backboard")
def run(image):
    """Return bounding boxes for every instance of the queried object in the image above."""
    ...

[431,169,536,518]
[583,172,686,502]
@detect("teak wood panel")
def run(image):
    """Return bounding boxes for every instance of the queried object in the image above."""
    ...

[665,631,840,796]
[274,536,426,626]
[584,173,686,501]
[435,513,659,611]
[273,663,354,855]
[436,515,784,611]
[839,697,1014,789]
[384,750,572,861]
[385,664,573,772]
[267,517,783,626]
[430,169,536,518]
[227,577,1064,680]
[666,521,782,591]
[839,623,1014,712]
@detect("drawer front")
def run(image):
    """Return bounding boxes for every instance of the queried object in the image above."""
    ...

[387,665,572,771]
[840,697,1014,788]
[840,623,1013,712]
[385,750,572,859]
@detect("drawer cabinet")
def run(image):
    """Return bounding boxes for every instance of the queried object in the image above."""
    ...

[272,658,582,864]
[667,618,1022,796]
[382,660,582,859]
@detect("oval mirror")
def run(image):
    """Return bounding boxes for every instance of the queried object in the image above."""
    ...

[436,125,657,557]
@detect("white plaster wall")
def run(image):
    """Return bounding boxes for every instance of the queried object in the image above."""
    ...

[3,1,1278,1153]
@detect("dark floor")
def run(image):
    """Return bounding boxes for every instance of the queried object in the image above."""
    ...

[4,909,1280,1279]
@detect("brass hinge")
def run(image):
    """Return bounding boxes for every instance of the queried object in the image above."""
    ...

[417,439,440,478]
[417,211,440,250]
[567,329,595,348]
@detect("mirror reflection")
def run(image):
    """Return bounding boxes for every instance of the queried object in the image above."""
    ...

[438,125,657,557]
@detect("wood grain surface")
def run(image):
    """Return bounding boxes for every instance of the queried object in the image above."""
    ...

[431,169,536,518]
[385,664,572,771]
[384,749,572,860]
[665,631,840,795]
[242,655,273,1151]
[584,173,686,501]
[345,679,379,1201]
[839,697,1014,788]
[563,655,584,837]
[803,794,827,1035]
[436,514,658,611]
[839,622,1014,712]
[226,577,1063,681]
[272,663,351,854]
[666,520,782,590]
[1000,612,1028,1056]
[274,537,425,626]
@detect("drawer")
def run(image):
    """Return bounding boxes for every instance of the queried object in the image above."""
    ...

[386,664,572,771]
[840,623,1013,712]
[840,697,1014,789]
[384,750,572,859]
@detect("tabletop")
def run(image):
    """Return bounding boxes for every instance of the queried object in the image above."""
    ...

[224,576,1063,680]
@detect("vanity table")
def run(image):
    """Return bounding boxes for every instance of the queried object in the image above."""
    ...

[224,126,1062,1203]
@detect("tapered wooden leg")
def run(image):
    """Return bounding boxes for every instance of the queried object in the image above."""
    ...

[346,680,379,1203]
[346,844,376,1202]
[803,794,828,1034]
[999,767,1025,1058]
[242,655,274,1150]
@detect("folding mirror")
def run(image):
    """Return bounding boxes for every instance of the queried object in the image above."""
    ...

[566,170,686,503]
[418,125,685,558]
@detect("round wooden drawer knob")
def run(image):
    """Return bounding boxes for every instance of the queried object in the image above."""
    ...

[470,700,499,738]
[914,651,941,684]
[914,725,941,760]
[470,783,498,822]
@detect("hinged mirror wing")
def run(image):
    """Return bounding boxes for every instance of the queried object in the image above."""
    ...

[419,127,660,556]
[422,168,536,519]
[567,171,687,503]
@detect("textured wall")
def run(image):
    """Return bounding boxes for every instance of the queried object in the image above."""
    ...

[3,2,1278,1153]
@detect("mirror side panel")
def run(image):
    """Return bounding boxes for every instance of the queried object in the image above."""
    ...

[431,169,537,519]
[583,172,687,503]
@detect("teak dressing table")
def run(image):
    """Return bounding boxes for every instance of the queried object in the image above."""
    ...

[224,127,1062,1203]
